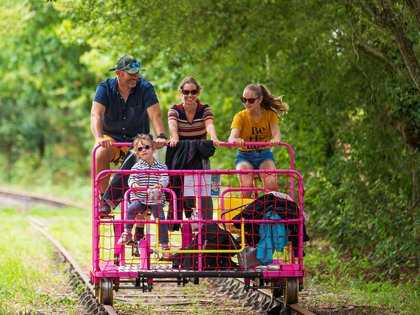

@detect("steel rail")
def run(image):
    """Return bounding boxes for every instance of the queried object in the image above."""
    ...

[29,217,118,315]
[0,188,84,209]
[290,303,317,315]
[213,277,316,314]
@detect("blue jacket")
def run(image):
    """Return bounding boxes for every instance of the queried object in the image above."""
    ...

[256,211,287,265]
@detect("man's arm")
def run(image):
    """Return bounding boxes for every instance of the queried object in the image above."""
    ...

[91,101,113,147]
[147,103,167,147]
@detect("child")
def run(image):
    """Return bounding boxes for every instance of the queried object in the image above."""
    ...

[118,134,170,257]
[228,84,288,197]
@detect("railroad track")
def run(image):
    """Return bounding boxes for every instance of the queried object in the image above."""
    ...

[0,188,84,209]
[29,217,115,315]
[2,191,316,315]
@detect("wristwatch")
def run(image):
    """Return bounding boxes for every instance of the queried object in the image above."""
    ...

[156,133,168,140]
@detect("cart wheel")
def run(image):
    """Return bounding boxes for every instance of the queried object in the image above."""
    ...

[271,280,283,299]
[113,278,120,292]
[94,284,100,298]
[284,278,298,304]
[98,278,114,305]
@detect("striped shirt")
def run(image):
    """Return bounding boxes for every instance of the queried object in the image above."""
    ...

[168,101,214,139]
[128,159,169,205]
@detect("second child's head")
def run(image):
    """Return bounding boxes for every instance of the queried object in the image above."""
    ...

[132,134,155,162]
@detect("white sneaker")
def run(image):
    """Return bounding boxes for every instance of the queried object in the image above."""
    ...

[118,231,132,245]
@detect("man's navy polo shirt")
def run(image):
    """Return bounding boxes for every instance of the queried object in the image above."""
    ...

[94,77,159,142]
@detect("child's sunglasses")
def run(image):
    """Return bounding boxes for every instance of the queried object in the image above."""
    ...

[137,145,151,151]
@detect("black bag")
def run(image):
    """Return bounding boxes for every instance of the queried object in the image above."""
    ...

[172,224,239,270]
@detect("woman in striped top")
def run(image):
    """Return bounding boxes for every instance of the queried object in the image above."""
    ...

[167,77,219,221]
[118,134,170,257]
[168,76,219,145]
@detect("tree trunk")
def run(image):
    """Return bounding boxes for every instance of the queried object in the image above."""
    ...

[406,0,420,28]
[4,142,13,181]
[378,0,420,92]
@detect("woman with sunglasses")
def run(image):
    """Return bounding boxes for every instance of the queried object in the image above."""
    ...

[168,76,219,147]
[167,77,219,225]
[228,84,288,197]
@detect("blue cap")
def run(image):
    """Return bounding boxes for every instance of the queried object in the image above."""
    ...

[110,55,141,74]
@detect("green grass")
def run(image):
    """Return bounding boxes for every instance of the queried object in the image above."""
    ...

[0,208,80,314]
[304,240,419,315]
[29,206,92,271]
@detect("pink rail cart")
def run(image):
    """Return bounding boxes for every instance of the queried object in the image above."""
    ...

[90,142,306,307]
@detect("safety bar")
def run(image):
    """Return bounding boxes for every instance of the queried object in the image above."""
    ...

[122,187,178,220]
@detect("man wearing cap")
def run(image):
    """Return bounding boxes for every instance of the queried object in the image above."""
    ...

[91,55,167,215]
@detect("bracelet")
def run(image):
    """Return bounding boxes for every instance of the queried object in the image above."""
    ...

[157,133,168,140]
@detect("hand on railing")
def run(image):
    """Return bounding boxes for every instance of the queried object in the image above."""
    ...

[95,136,115,148]
[227,137,245,147]
[168,135,179,147]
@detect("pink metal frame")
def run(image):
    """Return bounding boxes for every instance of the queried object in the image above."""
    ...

[90,142,304,284]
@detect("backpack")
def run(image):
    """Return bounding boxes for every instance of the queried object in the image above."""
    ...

[172,224,239,270]
[232,193,309,249]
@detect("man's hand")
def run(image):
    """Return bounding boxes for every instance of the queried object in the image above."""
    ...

[154,137,168,149]
[96,136,114,148]
[147,103,167,148]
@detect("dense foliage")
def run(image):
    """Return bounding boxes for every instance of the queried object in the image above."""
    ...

[0,0,418,278]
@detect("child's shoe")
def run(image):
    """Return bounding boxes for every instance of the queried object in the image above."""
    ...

[99,199,112,218]
[118,231,133,245]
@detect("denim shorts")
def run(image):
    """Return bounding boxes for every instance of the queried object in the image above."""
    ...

[235,149,274,169]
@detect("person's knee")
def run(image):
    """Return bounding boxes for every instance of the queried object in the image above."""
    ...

[237,162,253,183]
[259,160,277,190]
[240,175,254,187]
[236,161,253,171]
[263,176,278,191]
[96,147,114,164]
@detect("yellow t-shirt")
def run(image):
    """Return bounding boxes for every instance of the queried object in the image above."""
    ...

[231,109,278,150]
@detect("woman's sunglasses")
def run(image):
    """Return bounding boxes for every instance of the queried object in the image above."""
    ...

[182,89,198,96]
[137,145,151,151]
[240,96,259,104]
